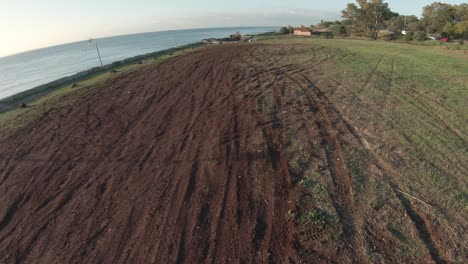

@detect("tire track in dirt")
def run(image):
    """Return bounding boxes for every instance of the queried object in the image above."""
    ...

[275,43,457,263]
[286,74,367,263]
[244,46,367,262]
[304,70,451,263]
[295,73,450,264]
[259,46,451,262]
[359,53,388,93]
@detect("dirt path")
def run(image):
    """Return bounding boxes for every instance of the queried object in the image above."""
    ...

[0,45,298,264]
[0,44,455,263]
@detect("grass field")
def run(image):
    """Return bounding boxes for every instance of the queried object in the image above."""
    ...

[250,36,467,262]
[254,36,467,208]
[0,36,466,262]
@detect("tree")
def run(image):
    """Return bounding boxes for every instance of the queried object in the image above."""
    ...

[407,22,424,32]
[401,31,414,42]
[442,21,454,37]
[342,0,397,39]
[413,31,427,41]
[279,27,290,35]
[421,2,456,33]
[454,4,468,22]
[288,25,294,34]
[330,25,348,37]
[341,19,353,26]
[318,20,335,28]
[454,21,468,39]
[386,15,421,31]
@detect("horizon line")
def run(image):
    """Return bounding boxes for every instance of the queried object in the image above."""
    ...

[0,25,280,59]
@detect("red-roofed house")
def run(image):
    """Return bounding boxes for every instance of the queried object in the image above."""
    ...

[294,26,312,36]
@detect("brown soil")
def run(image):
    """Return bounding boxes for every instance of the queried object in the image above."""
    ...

[0,44,455,263]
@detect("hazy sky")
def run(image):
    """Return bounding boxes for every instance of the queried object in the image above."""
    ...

[0,0,465,57]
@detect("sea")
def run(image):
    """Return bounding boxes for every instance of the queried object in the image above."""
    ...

[0,27,278,100]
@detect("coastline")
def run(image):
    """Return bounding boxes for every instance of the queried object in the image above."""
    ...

[0,42,203,114]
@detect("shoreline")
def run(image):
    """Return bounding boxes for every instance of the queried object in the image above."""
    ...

[0,42,203,114]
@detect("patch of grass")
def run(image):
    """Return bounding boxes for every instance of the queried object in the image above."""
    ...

[300,208,337,228]
[298,178,316,189]
[290,156,308,174]
[255,36,466,260]
[257,35,467,213]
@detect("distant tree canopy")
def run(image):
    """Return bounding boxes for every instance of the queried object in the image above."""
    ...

[385,15,422,32]
[421,3,468,38]
[454,21,468,38]
[342,0,398,39]
[413,31,427,41]
[320,20,335,28]
[330,25,348,37]
[455,4,468,21]
[305,1,468,40]
[421,2,457,33]
[279,27,290,35]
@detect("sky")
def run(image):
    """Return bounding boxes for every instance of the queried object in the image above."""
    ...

[0,0,466,57]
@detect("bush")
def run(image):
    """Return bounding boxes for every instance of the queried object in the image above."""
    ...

[279,27,290,35]
[401,32,414,42]
[453,21,468,39]
[459,39,465,45]
[413,31,427,42]
[378,31,395,41]
[330,25,348,37]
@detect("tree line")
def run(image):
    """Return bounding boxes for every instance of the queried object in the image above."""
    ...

[280,1,467,41]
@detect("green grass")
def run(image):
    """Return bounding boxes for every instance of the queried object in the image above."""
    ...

[300,208,337,227]
[248,36,467,261]
[255,35,467,223]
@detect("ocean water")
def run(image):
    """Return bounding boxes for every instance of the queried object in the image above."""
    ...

[0,27,278,100]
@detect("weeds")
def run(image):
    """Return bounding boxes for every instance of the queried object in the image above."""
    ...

[300,208,337,228]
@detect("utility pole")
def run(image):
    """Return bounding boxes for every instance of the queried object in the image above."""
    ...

[172,31,179,48]
[89,38,103,67]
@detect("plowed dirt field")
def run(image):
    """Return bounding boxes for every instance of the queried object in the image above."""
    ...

[0,43,466,263]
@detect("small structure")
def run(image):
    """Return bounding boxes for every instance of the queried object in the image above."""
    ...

[202,33,252,45]
[202,38,221,44]
[294,26,312,36]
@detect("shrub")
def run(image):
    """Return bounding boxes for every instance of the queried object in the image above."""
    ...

[378,31,395,41]
[442,22,454,38]
[300,209,336,228]
[279,27,290,35]
[401,32,414,42]
[459,39,465,45]
[330,25,348,37]
[413,31,427,42]
[453,22,468,40]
